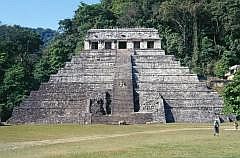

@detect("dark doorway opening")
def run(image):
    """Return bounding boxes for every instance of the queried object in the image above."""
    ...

[147,41,154,49]
[134,41,140,49]
[91,42,98,50]
[105,42,112,49]
[118,41,127,49]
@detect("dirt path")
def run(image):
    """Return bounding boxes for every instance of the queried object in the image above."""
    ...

[0,127,211,151]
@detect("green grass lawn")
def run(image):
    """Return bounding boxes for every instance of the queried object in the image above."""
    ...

[0,123,239,158]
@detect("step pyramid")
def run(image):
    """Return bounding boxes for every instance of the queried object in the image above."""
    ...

[8,28,223,124]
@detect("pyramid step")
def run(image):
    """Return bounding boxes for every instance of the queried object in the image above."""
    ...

[58,68,115,75]
[39,82,113,92]
[80,50,116,56]
[49,74,114,83]
[165,98,223,106]
[74,53,116,58]
[136,74,199,82]
[134,67,190,74]
[136,82,209,91]
[65,62,115,69]
[28,92,89,101]
[138,90,221,99]
[165,103,223,108]
[134,49,165,55]
[133,62,181,68]
[57,72,114,76]
[71,56,116,62]
[132,55,175,62]
[20,100,89,109]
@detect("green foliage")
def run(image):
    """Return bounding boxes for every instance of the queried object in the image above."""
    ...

[214,59,229,78]
[33,37,74,83]
[0,52,6,64]
[1,64,27,121]
[116,2,142,27]
[32,28,57,44]
[110,0,131,15]
[0,25,42,121]
[223,70,240,116]
[164,32,185,60]
[214,51,237,77]
[0,104,2,120]
[33,57,51,83]
[198,37,217,76]
[73,3,116,30]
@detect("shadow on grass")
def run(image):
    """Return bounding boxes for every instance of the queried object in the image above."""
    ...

[0,122,12,126]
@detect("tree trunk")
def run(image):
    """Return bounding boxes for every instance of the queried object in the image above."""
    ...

[183,25,187,54]
[192,4,199,68]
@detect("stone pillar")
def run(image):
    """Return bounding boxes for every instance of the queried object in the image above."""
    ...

[112,41,116,49]
[98,41,104,50]
[84,40,90,50]
[140,41,147,49]
[154,40,161,49]
[127,41,133,49]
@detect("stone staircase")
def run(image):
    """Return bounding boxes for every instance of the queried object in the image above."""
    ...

[112,50,134,115]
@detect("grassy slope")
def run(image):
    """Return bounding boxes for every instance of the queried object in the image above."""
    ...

[0,123,239,158]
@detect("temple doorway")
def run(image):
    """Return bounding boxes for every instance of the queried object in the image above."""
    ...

[147,41,154,49]
[133,41,140,49]
[118,41,127,49]
[91,42,98,50]
[105,42,112,49]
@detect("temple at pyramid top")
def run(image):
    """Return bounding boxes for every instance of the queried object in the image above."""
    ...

[84,28,161,50]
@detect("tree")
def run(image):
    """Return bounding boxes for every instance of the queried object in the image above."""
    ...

[59,19,73,34]
[101,0,113,10]
[159,0,193,66]
[0,25,42,121]
[33,57,52,83]
[164,31,185,60]
[1,64,26,121]
[191,0,204,69]
[199,37,217,76]
[223,70,240,116]
[0,104,2,122]
[214,50,237,77]
[116,2,142,27]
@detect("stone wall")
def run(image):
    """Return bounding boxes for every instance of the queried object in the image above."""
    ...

[84,28,161,50]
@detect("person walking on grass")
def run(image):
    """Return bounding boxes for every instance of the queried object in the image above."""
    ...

[213,118,220,136]
[234,121,238,130]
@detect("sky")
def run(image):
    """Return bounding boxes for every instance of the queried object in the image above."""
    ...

[0,0,100,30]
